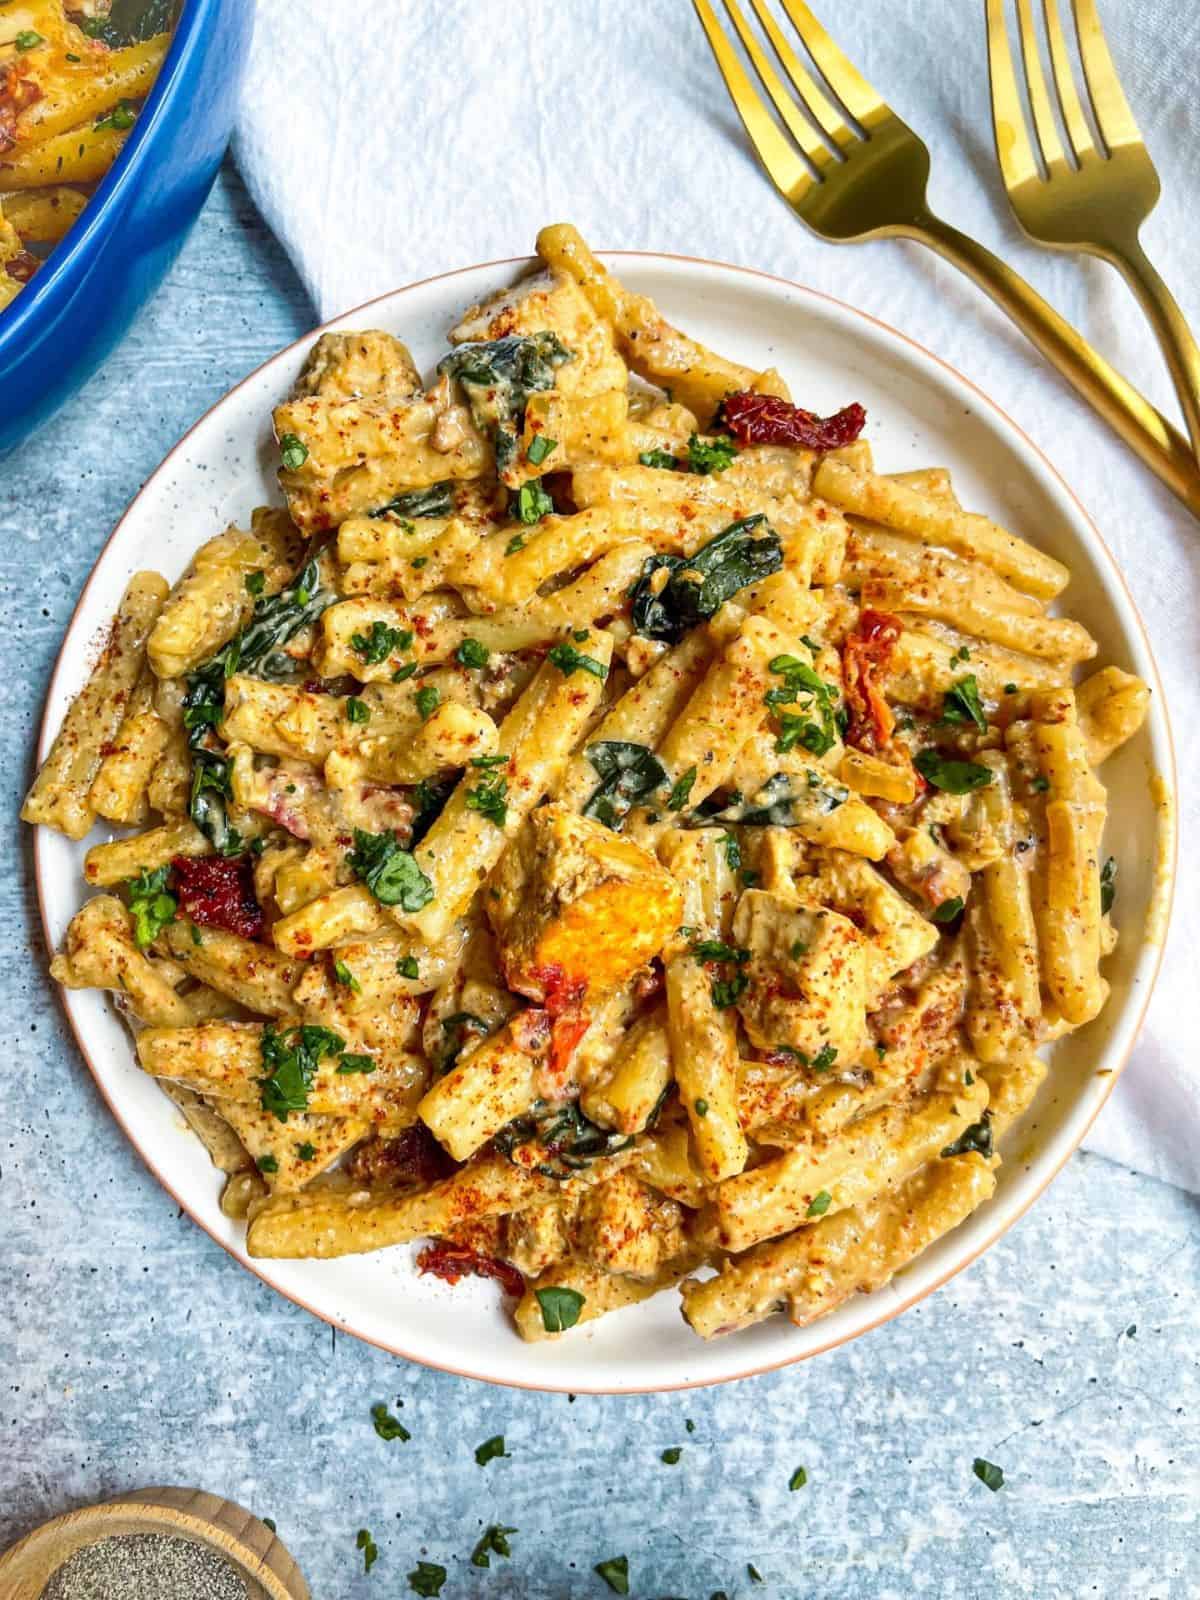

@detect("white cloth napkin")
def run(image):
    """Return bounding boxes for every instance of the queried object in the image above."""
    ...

[234,0,1199,1191]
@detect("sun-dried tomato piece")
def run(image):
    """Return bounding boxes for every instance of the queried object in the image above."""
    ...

[841,609,903,753]
[171,853,264,940]
[416,1241,525,1299]
[719,391,866,452]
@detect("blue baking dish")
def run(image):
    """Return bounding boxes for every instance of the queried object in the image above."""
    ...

[0,0,253,454]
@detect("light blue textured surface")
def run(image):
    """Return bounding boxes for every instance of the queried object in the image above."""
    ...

[1,167,1197,1599]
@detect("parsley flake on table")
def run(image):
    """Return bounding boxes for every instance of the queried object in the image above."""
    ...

[357,1528,378,1573]
[595,1555,630,1594]
[789,1465,808,1491]
[661,1446,682,1464]
[973,1457,1005,1491]
[748,1564,764,1583]
[470,1524,517,1567]
[475,1433,509,1466]
[372,1401,411,1442]
[407,1559,446,1596]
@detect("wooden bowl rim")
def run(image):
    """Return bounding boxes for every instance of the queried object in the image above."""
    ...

[0,1488,308,1599]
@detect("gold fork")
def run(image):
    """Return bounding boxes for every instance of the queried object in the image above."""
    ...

[692,0,1200,518]
[988,0,1200,457]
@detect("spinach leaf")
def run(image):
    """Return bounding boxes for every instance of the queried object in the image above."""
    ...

[536,1285,586,1333]
[438,332,573,470]
[76,0,178,46]
[702,771,848,826]
[582,741,668,829]
[183,557,337,851]
[369,481,455,520]
[914,749,994,794]
[629,516,783,643]
[941,1111,994,1160]
[494,1099,633,1179]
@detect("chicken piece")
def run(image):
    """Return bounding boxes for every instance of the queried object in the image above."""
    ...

[574,1170,687,1280]
[731,887,869,1062]
[487,803,684,1005]
[450,267,628,398]
[292,329,422,404]
[886,826,972,916]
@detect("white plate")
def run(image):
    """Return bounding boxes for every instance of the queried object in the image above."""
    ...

[35,253,1176,1392]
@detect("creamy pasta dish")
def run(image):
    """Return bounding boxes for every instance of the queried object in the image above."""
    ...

[1,1,175,311]
[24,224,1149,1343]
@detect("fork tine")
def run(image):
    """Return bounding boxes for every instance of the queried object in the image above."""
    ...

[692,0,816,203]
[1071,0,1142,150]
[1016,0,1068,170]
[1043,0,1099,162]
[743,0,850,146]
[985,0,1042,192]
[775,0,881,128]
[718,0,840,168]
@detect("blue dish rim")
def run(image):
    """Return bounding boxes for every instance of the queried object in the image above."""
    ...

[0,0,215,354]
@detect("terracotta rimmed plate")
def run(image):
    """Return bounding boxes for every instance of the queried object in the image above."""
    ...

[33,252,1175,1392]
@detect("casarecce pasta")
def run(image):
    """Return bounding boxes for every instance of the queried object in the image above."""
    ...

[24,223,1148,1343]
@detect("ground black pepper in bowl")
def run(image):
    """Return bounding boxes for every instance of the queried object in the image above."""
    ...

[41,1533,247,1599]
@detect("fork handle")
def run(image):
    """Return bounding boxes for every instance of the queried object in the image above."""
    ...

[1108,238,1200,463]
[907,212,1200,518]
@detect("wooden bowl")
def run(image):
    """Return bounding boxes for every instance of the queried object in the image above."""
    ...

[0,1488,309,1599]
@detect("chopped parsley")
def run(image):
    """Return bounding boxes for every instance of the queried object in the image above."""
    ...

[505,533,526,556]
[372,1402,411,1442]
[346,696,370,725]
[693,940,750,964]
[333,958,360,992]
[639,447,679,470]
[258,1023,346,1121]
[347,828,434,910]
[392,662,418,682]
[686,432,738,474]
[278,432,308,471]
[547,642,608,679]
[351,620,411,665]
[526,434,557,466]
[810,1044,838,1071]
[720,833,742,872]
[931,896,964,923]
[257,1154,278,1174]
[1004,682,1019,695]
[471,1525,517,1567]
[95,99,137,129]
[941,674,988,732]
[357,1528,378,1574]
[766,654,839,756]
[789,1465,809,1491]
[514,479,554,524]
[124,865,177,949]
[748,1565,763,1583]
[244,570,265,597]
[666,766,697,810]
[456,637,489,669]
[1100,855,1117,915]
[973,1457,1004,1491]
[914,750,994,794]
[806,1190,832,1217]
[693,1099,709,1118]
[407,1560,446,1596]
[535,1285,585,1332]
[397,955,420,979]
[710,971,749,1009]
[415,685,441,721]
[296,1142,316,1161]
[950,645,971,666]
[465,773,508,826]
[336,1054,376,1075]
[15,29,44,50]
[474,1434,509,1466]
[1032,774,1051,792]
[595,1556,630,1595]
